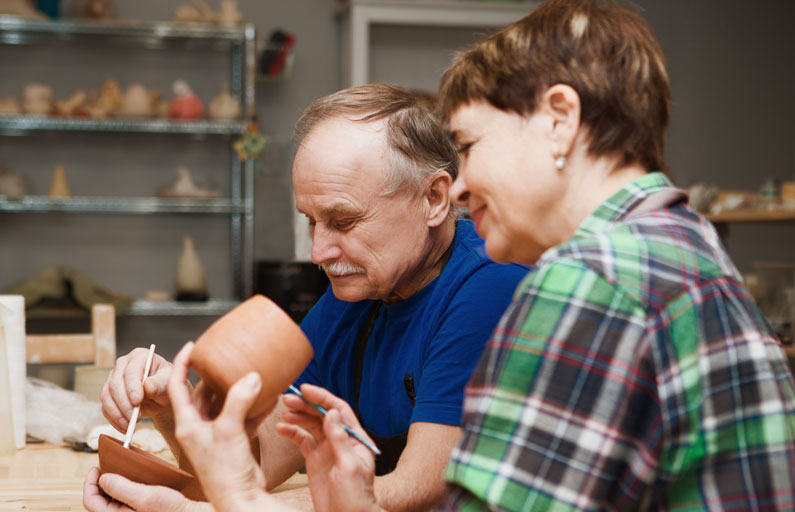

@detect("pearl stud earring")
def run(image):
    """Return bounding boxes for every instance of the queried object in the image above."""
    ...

[554,152,567,170]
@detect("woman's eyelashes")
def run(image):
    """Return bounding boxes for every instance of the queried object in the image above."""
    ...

[456,142,473,156]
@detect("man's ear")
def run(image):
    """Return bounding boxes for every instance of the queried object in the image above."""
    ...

[424,170,453,227]
[541,83,581,157]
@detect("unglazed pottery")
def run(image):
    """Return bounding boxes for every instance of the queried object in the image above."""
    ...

[54,90,87,117]
[0,166,31,200]
[216,0,242,27]
[22,83,53,116]
[0,97,21,116]
[208,86,241,121]
[175,235,207,298]
[48,165,71,198]
[172,0,214,24]
[157,166,219,199]
[190,295,314,418]
[118,84,153,118]
[97,434,200,498]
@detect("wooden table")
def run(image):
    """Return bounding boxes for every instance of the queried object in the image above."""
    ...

[0,442,309,511]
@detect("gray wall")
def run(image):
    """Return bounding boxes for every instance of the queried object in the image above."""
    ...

[1,0,793,362]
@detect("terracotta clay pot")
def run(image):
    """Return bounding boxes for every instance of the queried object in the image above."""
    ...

[190,294,314,418]
[98,434,197,496]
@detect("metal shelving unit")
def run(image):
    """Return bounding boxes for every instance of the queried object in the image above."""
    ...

[0,196,244,214]
[0,116,246,135]
[0,16,257,316]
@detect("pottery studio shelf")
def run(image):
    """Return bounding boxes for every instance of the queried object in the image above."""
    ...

[705,208,795,223]
[25,299,241,318]
[0,196,245,214]
[0,16,254,46]
[0,116,246,136]
[0,15,258,307]
[126,299,240,316]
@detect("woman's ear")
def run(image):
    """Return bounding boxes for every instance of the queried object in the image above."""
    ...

[425,170,453,227]
[541,84,581,157]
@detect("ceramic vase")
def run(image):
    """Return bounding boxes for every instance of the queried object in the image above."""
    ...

[48,165,71,198]
[169,80,204,120]
[190,295,314,418]
[118,84,152,118]
[176,235,207,300]
[216,0,242,27]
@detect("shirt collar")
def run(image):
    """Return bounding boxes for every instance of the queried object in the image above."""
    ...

[572,172,676,240]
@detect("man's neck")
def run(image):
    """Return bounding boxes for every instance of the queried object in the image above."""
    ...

[383,216,457,304]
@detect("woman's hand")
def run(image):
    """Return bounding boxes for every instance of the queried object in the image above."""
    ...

[83,466,211,512]
[167,342,268,510]
[276,384,381,512]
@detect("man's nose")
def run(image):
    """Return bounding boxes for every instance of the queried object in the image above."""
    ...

[450,175,470,206]
[310,224,343,264]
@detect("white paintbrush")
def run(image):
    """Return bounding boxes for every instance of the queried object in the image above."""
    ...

[123,344,156,449]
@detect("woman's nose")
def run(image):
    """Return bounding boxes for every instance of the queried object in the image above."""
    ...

[450,175,470,206]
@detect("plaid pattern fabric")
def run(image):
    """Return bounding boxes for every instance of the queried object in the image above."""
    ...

[441,173,795,511]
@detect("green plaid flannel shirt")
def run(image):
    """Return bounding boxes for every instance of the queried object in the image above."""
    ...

[442,173,795,511]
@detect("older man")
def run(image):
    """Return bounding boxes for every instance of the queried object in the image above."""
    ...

[84,84,527,512]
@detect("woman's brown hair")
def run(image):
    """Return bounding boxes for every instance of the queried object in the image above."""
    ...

[438,0,671,172]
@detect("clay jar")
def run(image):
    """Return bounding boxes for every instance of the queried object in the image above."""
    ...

[190,295,313,418]
[97,434,200,498]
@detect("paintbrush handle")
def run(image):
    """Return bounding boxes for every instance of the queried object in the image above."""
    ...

[123,344,156,449]
[288,385,381,455]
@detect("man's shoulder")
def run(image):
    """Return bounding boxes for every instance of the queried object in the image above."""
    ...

[451,219,529,284]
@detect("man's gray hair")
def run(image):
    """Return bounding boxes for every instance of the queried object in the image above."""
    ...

[294,84,458,196]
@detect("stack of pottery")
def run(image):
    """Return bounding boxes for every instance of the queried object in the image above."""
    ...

[22,83,53,116]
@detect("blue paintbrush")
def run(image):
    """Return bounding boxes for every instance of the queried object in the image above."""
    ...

[288,384,381,455]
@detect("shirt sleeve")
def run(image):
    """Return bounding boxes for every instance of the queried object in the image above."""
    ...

[444,258,657,511]
[412,263,527,427]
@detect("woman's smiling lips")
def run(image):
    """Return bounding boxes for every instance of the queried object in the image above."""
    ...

[469,205,486,233]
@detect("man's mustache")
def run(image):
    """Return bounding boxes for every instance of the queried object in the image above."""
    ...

[319,262,365,276]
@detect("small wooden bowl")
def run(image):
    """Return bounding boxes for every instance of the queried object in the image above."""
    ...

[190,294,314,418]
[97,434,195,493]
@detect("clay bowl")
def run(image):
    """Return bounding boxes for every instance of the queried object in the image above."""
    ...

[98,434,195,493]
[190,294,314,418]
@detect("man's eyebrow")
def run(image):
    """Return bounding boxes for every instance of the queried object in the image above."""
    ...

[296,203,361,218]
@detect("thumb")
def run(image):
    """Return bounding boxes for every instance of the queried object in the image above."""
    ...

[97,473,152,508]
[98,473,187,511]
[218,372,262,427]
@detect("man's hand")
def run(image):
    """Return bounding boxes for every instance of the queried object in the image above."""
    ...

[83,466,211,512]
[277,384,382,512]
[100,347,175,434]
[167,342,269,510]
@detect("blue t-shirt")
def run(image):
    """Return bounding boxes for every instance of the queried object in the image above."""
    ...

[296,220,528,437]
